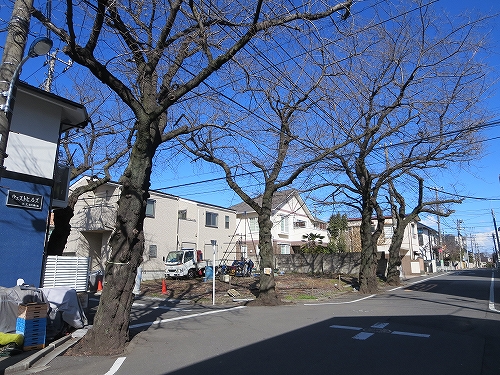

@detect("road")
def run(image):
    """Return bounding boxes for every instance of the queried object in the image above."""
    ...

[27,269,500,375]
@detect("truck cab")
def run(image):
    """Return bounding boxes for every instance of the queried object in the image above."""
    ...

[165,249,205,279]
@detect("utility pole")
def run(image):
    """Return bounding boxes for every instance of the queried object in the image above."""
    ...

[491,210,500,257]
[385,145,397,231]
[0,0,33,170]
[457,219,463,269]
[435,188,443,267]
[492,233,498,266]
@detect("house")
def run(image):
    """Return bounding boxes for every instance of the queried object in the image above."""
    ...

[64,178,237,280]
[346,216,424,277]
[228,190,329,257]
[0,82,87,287]
[417,222,440,272]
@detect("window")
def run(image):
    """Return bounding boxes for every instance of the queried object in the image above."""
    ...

[314,222,327,230]
[294,220,306,228]
[225,215,230,229]
[149,244,157,258]
[280,215,289,233]
[146,199,155,218]
[279,244,290,254]
[185,250,194,263]
[384,226,394,239]
[206,211,218,227]
[248,217,259,233]
[418,233,424,246]
[178,209,187,220]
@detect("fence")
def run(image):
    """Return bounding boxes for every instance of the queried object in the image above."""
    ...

[275,253,361,275]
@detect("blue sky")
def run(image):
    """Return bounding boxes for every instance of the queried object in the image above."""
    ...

[1,0,499,254]
[150,0,500,256]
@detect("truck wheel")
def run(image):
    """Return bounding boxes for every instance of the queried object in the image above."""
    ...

[187,269,196,279]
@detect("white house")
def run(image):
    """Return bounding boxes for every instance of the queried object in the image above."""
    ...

[229,190,329,257]
[417,222,439,272]
[64,178,237,280]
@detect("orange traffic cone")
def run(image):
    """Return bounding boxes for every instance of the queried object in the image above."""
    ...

[161,279,167,294]
[97,278,103,292]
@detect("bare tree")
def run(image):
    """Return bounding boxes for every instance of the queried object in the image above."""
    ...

[48,74,134,255]
[31,0,353,353]
[384,175,462,285]
[178,40,356,304]
[315,1,492,293]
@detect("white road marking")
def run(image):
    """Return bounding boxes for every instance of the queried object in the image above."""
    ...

[353,332,374,340]
[129,306,245,329]
[391,331,430,338]
[489,271,500,313]
[103,357,126,375]
[306,274,449,307]
[132,303,192,311]
[329,324,362,331]
[388,273,447,292]
[304,294,377,306]
[330,322,430,340]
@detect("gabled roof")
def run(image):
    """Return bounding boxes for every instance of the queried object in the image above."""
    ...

[229,189,321,222]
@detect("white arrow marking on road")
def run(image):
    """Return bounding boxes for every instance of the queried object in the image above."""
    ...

[330,322,430,340]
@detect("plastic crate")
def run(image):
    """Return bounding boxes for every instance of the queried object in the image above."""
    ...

[23,344,46,351]
[16,317,47,335]
[22,333,46,347]
[18,303,48,319]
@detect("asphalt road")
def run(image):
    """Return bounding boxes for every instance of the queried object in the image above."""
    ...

[25,269,500,375]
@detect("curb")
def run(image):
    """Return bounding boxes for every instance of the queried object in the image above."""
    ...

[5,328,88,374]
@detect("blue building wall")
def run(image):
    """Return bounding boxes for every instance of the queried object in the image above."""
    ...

[0,177,51,288]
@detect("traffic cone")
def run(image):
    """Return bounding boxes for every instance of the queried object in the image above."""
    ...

[97,278,103,292]
[161,279,167,294]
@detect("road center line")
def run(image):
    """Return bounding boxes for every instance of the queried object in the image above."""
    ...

[129,306,245,329]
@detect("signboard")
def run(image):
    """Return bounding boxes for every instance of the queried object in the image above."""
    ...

[6,190,43,210]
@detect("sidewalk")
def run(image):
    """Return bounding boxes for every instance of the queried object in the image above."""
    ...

[0,327,88,374]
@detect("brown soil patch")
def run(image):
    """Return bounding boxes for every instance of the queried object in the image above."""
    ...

[139,273,358,305]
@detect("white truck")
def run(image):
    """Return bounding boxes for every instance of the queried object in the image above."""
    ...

[165,249,209,279]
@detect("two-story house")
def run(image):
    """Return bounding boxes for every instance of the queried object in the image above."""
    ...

[63,177,237,280]
[346,216,424,277]
[228,190,329,257]
[417,222,439,272]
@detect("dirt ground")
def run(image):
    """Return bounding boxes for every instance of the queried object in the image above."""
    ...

[138,273,360,305]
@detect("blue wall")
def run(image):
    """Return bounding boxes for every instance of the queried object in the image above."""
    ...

[0,177,51,288]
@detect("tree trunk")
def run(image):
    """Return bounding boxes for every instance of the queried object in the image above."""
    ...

[358,206,378,294]
[73,127,156,355]
[258,211,280,306]
[46,206,74,256]
[256,195,280,305]
[386,227,404,286]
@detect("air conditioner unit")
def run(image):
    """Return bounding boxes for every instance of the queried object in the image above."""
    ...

[51,164,71,208]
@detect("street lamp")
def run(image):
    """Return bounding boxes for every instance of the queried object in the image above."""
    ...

[0,37,52,170]
[1,37,53,114]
